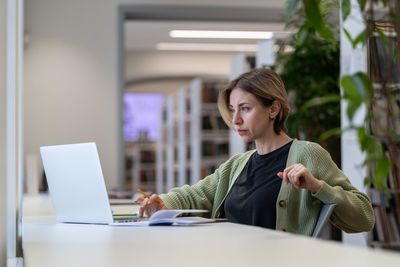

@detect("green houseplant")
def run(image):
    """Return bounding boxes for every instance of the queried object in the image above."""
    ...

[277,3,341,166]
[286,0,400,193]
[286,0,400,248]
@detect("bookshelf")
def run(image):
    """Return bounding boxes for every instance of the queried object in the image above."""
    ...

[367,21,400,251]
[190,78,230,184]
[130,135,157,194]
[369,188,400,250]
[156,87,191,193]
[156,78,230,192]
[156,95,174,193]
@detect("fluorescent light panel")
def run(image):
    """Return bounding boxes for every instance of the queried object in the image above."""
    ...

[156,42,257,52]
[170,30,273,39]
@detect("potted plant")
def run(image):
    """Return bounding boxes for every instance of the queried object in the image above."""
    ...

[277,3,341,166]
[286,0,400,248]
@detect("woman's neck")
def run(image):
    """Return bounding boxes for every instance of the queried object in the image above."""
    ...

[255,133,293,155]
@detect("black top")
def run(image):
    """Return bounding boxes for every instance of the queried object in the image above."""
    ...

[223,141,292,229]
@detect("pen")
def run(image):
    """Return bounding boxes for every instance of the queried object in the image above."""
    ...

[138,189,161,207]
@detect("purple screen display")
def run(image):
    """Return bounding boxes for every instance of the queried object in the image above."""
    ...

[123,93,165,141]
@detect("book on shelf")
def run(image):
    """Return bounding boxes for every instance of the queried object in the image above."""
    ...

[216,143,229,156]
[370,94,400,137]
[387,143,400,190]
[369,35,400,84]
[201,142,229,157]
[201,166,218,178]
[217,116,229,130]
[389,211,400,243]
[140,150,155,163]
[202,116,213,130]
[202,141,215,157]
[374,204,391,242]
[202,83,220,103]
[370,189,400,245]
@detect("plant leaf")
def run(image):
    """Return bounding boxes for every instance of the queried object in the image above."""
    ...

[375,156,391,178]
[358,132,382,156]
[374,156,391,193]
[353,29,367,47]
[341,75,363,120]
[357,127,367,151]
[357,0,367,10]
[303,0,335,41]
[343,28,355,47]
[341,0,351,22]
[318,24,336,41]
[303,0,322,26]
[297,25,310,46]
[363,177,374,186]
[377,29,389,47]
[301,94,341,110]
[286,0,301,20]
[320,127,343,141]
[354,72,374,100]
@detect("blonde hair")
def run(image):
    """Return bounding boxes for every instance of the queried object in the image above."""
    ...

[218,68,290,135]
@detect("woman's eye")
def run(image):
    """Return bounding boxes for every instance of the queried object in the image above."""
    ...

[229,108,235,114]
[241,107,249,112]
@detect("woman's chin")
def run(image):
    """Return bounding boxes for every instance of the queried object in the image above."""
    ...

[239,136,251,143]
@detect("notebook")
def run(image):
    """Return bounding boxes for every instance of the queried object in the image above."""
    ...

[110,209,214,226]
[40,142,142,224]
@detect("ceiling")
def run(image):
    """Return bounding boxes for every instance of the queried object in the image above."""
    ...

[124,20,292,52]
[122,4,291,53]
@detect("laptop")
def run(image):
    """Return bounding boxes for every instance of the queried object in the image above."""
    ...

[40,142,141,224]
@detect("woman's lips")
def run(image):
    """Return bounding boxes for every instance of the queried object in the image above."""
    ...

[237,130,247,136]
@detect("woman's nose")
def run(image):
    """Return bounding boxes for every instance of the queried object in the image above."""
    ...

[232,112,242,125]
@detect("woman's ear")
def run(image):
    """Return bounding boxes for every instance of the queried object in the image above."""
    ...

[269,101,281,119]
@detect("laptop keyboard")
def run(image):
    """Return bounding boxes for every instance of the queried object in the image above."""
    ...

[113,216,148,223]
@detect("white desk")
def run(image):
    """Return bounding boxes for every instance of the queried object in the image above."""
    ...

[22,195,400,267]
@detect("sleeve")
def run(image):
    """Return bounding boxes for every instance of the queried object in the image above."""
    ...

[309,143,375,233]
[159,161,227,212]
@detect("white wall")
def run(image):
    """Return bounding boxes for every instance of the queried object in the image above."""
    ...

[125,50,235,96]
[24,0,278,189]
[126,79,192,94]
[24,0,122,189]
[125,51,235,81]
[340,0,368,246]
[2,0,23,265]
[1,0,8,265]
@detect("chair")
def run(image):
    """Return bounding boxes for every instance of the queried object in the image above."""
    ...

[312,203,336,238]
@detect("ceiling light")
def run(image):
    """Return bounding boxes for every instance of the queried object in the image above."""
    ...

[156,43,258,52]
[169,30,274,39]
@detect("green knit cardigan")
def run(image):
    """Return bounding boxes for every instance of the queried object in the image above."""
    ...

[160,139,375,236]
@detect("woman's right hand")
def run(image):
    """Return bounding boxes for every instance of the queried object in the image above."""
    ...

[134,194,166,218]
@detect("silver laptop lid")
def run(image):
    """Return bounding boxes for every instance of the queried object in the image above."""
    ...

[40,142,113,224]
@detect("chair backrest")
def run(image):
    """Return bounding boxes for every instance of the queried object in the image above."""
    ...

[312,203,336,238]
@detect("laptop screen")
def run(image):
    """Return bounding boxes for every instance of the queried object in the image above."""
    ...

[40,142,113,224]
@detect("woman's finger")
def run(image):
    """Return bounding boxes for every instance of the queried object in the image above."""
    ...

[133,196,144,203]
[139,198,150,218]
[282,165,295,184]
[149,194,162,207]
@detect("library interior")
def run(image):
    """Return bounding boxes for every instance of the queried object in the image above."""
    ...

[1,0,400,266]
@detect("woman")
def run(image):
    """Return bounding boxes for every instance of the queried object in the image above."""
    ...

[135,68,374,236]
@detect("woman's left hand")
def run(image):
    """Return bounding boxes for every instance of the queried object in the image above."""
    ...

[277,163,322,193]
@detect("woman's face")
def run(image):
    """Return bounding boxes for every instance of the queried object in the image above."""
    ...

[229,87,274,143]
